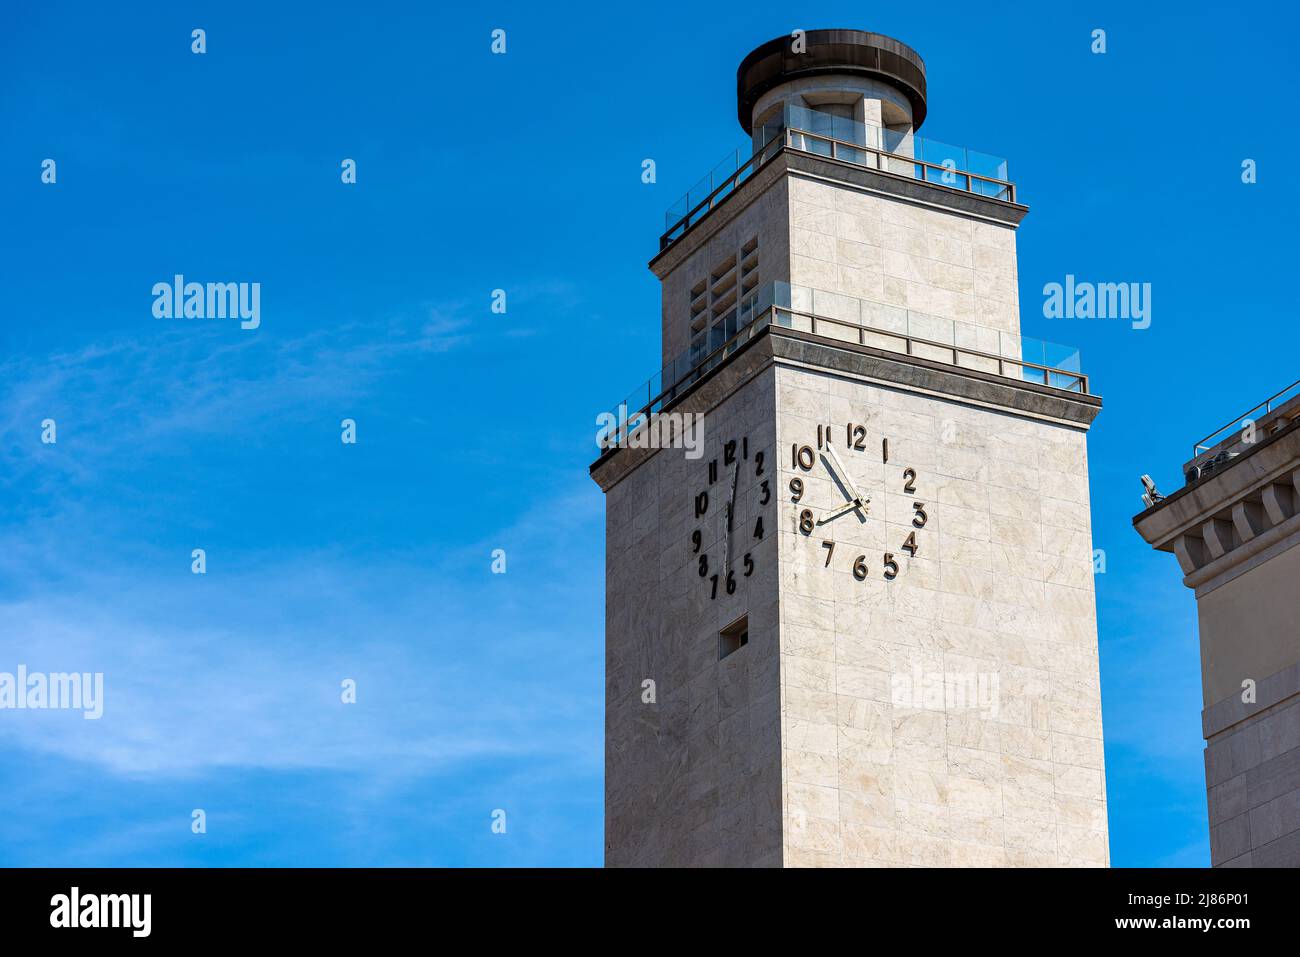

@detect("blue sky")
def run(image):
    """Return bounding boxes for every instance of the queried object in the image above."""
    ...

[2,1,1297,866]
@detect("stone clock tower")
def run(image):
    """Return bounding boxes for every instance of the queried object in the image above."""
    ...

[591,29,1109,867]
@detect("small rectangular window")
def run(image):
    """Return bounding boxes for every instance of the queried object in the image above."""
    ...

[719,615,749,660]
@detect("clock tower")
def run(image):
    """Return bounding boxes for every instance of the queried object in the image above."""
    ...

[591,29,1109,867]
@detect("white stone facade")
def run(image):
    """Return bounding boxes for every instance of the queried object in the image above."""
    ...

[773,362,1108,866]
[787,174,1022,345]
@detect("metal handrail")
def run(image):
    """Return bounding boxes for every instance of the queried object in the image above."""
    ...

[599,305,1088,450]
[597,310,774,450]
[660,142,780,249]
[1192,378,1300,456]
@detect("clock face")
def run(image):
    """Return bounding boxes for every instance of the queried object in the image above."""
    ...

[788,424,929,581]
[689,434,771,601]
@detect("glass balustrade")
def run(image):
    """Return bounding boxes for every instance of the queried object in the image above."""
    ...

[662,105,1014,249]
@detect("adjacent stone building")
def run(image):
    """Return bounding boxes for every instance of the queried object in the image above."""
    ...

[593,29,1109,866]
[1134,384,1300,866]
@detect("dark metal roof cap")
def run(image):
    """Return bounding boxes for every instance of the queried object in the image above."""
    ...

[736,29,928,133]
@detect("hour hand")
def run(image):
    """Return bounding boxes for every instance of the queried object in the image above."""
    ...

[817,496,868,524]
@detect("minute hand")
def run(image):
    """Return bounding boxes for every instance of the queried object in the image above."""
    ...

[824,443,867,504]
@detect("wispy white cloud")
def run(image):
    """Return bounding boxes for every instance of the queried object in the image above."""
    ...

[0,316,604,783]
[0,310,471,478]
[0,487,603,779]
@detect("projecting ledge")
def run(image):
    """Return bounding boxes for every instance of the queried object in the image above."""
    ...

[768,327,1100,429]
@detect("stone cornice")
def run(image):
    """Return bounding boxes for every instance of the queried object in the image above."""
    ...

[1133,422,1300,590]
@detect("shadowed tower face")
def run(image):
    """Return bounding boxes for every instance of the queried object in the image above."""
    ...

[592,29,1109,867]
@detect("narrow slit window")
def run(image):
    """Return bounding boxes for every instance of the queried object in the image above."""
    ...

[719,615,749,660]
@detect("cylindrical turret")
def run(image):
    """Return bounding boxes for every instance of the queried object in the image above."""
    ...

[736,29,927,157]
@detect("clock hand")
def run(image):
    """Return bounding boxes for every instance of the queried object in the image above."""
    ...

[824,443,868,506]
[723,463,739,571]
[815,445,870,527]
[817,496,869,524]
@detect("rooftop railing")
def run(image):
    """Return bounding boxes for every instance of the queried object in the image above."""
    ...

[778,282,1082,389]
[661,115,786,249]
[1192,378,1300,457]
[598,282,1086,451]
[661,104,1014,250]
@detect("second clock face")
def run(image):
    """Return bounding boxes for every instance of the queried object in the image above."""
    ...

[689,434,771,601]
[788,424,929,581]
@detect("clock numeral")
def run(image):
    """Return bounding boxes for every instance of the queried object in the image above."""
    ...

[821,540,835,567]
[753,516,764,540]
[912,502,928,528]
[743,553,754,577]
[883,552,899,581]
[710,574,719,599]
[742,436,749,460]
[883,437,889,463]
[759,480,770,506]
[903,468,917,494]
[708,460,718,485]
[817,424,834,449]
[725,571,736,595]
[695,491,708,518]
[789,477,804,502]
[798,509,814,536]
[792,444,815,471]
[754,450,764,476]
[902,531,918,556]
[691,529,702,554]
[846,423,866,450]
[724,440,737,465]
[853,555,868,581]
[698,554,708,577]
